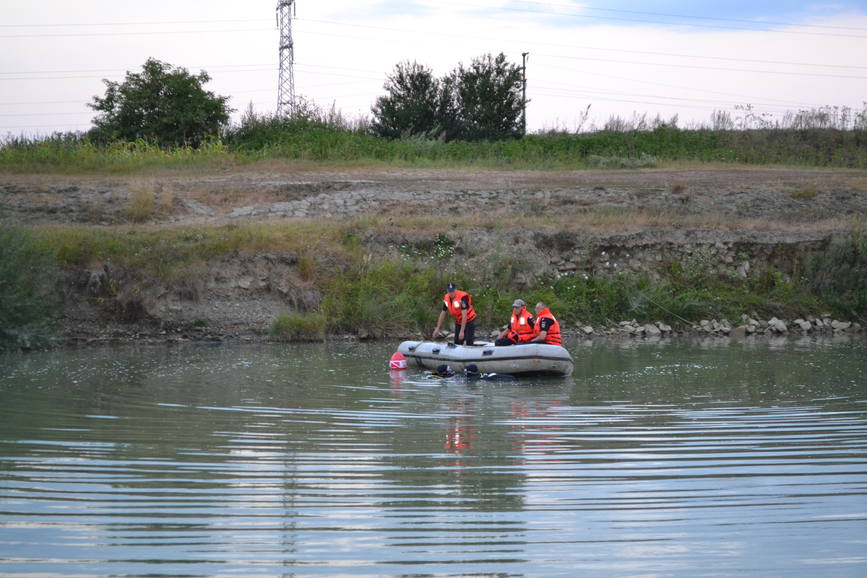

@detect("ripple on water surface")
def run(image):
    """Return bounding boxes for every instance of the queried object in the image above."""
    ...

[1,340,866,576]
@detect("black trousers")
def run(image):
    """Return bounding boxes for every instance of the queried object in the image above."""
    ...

[454,320,476,345]
[494,336,517,346]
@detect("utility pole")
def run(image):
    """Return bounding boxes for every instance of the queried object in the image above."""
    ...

[277,0,296,116]
[521,52,529,136]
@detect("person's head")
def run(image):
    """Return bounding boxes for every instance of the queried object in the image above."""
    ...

[512,298,525,312]
[447,282,457,296]
[535,301,547,315]
[435,364,454,377]
[465,363,480,377]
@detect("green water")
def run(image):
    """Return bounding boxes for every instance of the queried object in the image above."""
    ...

[1,337,866,576]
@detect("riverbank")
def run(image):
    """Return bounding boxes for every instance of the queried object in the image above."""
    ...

[55,317,864,348]
[2,162,865,350]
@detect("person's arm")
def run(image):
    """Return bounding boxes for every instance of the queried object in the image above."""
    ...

[528,330,547,343]
[432,310,447,339]
[459,309,468,340]
[528,318,550,343]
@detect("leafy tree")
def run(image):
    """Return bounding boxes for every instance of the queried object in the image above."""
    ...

[371,53,525,142]
[89,58,231,147]
[371,61,440,139]
[441,53,525,142]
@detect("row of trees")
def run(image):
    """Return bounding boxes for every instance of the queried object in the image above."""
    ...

[370,53,525,142]
[79,56,867,150]
[87,54,525,147]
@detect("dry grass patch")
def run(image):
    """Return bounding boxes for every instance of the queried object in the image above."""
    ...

[126,180,178,222]
[127,180,156,223]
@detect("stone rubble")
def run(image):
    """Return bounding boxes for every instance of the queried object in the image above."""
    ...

[569,314,862,339]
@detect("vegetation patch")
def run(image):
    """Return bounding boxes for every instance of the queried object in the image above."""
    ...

[3,104,866,174]
[806,234,867,323]
[270,312,327,342]
[791,186,819,200]
[13,222,867,341]
[0,227,57,351]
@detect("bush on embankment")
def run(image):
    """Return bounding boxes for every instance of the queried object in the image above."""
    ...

[0,227,57,351]
[806,234,867,323]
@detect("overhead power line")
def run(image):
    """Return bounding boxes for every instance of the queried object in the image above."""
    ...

[584,5,867,31]
[531,62,822,109]
[0,62,384,83]
[532,83,817,113]
[0,18,265,28]
[0,27,272,39]
[4,3,866,33]
[297,18,867,73]
[470,0,867,32]
[4,15,867,73]
[535,52,867,80]
[447,0,867,38]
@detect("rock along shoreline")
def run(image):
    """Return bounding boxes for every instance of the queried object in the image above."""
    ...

[55,314,864,349]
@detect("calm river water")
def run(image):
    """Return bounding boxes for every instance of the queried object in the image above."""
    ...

[1,338,866,577]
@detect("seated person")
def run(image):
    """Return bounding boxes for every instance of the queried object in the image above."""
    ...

[495,299,535,346]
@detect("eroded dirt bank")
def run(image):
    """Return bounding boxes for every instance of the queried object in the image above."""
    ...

[2,164,865,343]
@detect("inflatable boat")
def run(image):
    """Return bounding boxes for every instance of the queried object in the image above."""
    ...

[396,340,574,377]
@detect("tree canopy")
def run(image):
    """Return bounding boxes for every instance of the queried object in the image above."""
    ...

[371,61,440,139]
[89,58,232,147]
[370,53,525,142]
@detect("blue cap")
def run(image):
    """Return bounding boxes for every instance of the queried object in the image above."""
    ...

[447,282,457,292]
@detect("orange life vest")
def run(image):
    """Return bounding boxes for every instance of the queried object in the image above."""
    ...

[443,290,477,324]
[508,307,535,342]
[534,307,562,346]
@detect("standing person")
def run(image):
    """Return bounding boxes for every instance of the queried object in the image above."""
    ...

[432,282,476,345]
[527,301,563,346]
[494,299,535,346]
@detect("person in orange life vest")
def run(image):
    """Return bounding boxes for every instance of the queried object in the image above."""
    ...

[494,298,535,346]
[432,282,476,345]
[527,301,563,346]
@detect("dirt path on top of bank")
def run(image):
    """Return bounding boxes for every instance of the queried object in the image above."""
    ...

[1,164,866,230]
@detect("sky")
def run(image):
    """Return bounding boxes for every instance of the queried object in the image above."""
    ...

[2,0,867,136]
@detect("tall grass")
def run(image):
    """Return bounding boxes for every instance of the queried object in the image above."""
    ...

[0,134,229,173]
[270,312,327,342]
[0,227,57,351]
[3,104,865,173]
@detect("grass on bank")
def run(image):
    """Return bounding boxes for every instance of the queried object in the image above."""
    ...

[0,227,56,351]
[2,107,866,174]
[270,312,326,342]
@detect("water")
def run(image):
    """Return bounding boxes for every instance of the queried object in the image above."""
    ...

[1,338,866,577]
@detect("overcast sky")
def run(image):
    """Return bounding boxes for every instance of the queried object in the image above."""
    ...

[2,0,867,136]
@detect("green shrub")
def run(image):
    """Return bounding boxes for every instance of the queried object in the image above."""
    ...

[320,259,443,336]
[270,312,327,342]
[806,234,867,322]
[0,227,57,351]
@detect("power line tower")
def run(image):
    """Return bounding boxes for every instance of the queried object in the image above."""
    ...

[276,0,296,116]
